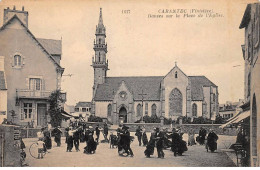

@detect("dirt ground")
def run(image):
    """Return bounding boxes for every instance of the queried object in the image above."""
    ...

[23,132,236,167]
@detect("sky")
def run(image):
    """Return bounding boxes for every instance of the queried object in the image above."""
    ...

[0,0,257,105]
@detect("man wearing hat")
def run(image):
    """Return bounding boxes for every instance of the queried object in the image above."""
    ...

[52,126,62,147]
[154,127,164,158]
[95,125,101,143]
[121,125,134,157]
[135,126,143,146]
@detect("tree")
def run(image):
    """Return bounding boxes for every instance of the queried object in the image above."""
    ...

[214,115,225,124]
[48,90,65,127]
[88,115,103,122]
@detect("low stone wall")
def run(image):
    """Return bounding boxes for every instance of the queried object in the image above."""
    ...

[179,124,237,136]
[123,123,165,132]
[122,123,237,136]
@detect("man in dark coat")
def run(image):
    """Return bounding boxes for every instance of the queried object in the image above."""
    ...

[170,128,181,156]
[95,125,101,143]
[198,127,207,145]
[135,126,142,146]
[103,123,109,142]
[67,127,75,152]
[155,127,164,158]
[121,125,134,157]
[52,126,62,147]
[73,128,80,152]
[207,129,218,152]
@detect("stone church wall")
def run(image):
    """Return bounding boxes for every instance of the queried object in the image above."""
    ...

[95,101,111,118]
[133,101,161,121]
[191,101,203,117]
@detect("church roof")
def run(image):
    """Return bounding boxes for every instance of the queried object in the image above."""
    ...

[189,76,217,101]
[94,75,217,102]
[37,38,62,55]
[0,71,7,90]
[94,76,163,101]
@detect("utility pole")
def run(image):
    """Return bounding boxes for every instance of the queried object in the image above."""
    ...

[138,90,147,122]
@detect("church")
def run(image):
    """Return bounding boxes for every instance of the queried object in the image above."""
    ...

[91,9,219,125]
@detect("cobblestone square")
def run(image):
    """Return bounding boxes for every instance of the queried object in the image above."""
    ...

[23,132,236,167]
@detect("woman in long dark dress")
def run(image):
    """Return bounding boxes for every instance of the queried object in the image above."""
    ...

[43,127,52,150]
[142,129,148,146]
[144,128,156,158]
[67,127,74,152]
[84,131,97,154]
[207,129,218,152]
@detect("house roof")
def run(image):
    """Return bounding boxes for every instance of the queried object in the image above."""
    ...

[0,71,7,90]
[189,76,217,101]
[37,38,62,55]
[75,102,92,108]
[0,15,63,70]
[94,76,163,101]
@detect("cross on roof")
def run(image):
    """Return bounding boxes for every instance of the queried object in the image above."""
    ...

[138,89,147,103]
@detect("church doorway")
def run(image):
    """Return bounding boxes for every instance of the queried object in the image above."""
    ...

[119,107,127,123]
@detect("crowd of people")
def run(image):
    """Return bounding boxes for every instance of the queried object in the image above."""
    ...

[33,123,219,160]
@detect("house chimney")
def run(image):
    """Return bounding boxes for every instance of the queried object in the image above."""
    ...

[0,56,5,71]
[3,6,29,27]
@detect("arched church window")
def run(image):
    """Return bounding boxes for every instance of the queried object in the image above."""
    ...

[151,104,157,116]
[14,55,21,66]
[169,88,182,116]
[107,104,112,116]
[175,71,178,78]
[192,103,197,117]
[99,52,101,62]
[99,38,101,44]
[137,104,142,117]
[213,93,215,102]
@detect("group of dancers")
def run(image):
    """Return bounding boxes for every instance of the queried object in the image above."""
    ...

[64,123,109,154]
[144,127,188,158]
[38,123,219,159]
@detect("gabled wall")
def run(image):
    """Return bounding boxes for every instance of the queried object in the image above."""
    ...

[162,66,189,119]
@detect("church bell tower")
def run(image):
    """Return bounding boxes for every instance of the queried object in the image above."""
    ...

[92,8,108,95]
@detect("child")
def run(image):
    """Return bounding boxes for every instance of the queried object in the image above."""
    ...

[37,138,45,159]
[109,132,118,148]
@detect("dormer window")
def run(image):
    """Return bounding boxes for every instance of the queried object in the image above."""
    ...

[175,71,178,78]
[14,55,21,66]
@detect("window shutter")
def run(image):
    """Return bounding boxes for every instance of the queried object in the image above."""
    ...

[21,105,24,120]
[43,79,45,90]
[22,57,25,65]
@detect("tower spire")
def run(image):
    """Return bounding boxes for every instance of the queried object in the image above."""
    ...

[98,8,103,27]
